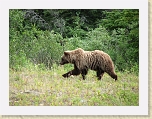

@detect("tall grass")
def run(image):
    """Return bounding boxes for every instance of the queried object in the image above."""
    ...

[9,64,139,106]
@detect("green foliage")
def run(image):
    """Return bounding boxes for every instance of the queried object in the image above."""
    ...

[84,26,111,51]
[9,9,139,73]
[23,29,63,68]
[9,10,28,70]
[9,10,63,70]
[100,9,139,72]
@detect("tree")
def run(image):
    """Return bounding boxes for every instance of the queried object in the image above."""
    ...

[100,9,139,71]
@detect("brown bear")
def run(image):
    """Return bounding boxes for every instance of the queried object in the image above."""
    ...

[60,48,117,81]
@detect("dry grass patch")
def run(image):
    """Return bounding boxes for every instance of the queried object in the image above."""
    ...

[9,66,139,106]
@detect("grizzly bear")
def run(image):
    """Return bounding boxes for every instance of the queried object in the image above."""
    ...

[60,48,117,81]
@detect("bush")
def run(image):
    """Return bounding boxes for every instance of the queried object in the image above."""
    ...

[9,9,139,73]
[9,10,63,70]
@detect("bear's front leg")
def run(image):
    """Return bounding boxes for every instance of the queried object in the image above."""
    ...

[62,68,80,78]
[62,72,71,78]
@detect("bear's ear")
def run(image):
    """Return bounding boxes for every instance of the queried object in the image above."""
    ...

[64,51,70,56]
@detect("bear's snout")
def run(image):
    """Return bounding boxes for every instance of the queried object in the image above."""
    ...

[60,58,69,65]
[60,62,64,65]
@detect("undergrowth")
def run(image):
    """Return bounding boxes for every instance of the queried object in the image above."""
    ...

[9,64,139,106]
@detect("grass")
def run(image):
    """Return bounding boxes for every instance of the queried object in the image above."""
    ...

[9,64,139,106]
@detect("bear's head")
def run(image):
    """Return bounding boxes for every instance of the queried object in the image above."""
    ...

[60,48,84,65]
[60,51,71,65]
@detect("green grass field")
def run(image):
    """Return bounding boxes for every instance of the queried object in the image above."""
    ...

[9,65,139,106]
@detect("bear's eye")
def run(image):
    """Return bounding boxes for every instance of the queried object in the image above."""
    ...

[62,58,65,61]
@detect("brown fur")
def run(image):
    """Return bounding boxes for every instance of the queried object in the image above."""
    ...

[60,48,117,81]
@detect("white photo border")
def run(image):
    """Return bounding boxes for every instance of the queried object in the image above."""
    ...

[0,0,148,115]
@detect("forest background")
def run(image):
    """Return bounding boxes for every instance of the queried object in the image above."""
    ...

[9,9,139,72]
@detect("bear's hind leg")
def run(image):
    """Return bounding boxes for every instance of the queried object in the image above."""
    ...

[96,69,104,80]
[81,69,88,80]
[107,71,117,81]
[111,74,117,81]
